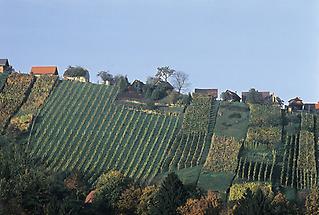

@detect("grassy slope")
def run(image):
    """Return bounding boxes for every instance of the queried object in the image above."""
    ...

[198,102,249,193]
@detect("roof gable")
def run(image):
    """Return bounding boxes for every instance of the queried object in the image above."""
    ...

[31,66,58,75]
[0,59,9,66]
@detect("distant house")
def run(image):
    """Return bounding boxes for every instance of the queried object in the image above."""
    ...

[316,102,319,111]
[63,66,90,83]
[30,66,58,76]
[288,97,304,111]
[242,91,270,103]
[194,88,218,98]
[0,59,10,73]
[221,90,241,102]
[131,80,145,93]
[303,103,316,112]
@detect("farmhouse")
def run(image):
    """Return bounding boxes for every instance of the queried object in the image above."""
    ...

[241,91,270,103]
[288,97,304,111]
[222,90,241,102]
[0,59,10,73]
[194,88,218,98]
[63,66,90,83]
[30,66,59,76]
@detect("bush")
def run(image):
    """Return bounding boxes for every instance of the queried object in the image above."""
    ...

[229,182,273,202]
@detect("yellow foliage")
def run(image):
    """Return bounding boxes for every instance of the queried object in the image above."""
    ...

[229,182,273,201]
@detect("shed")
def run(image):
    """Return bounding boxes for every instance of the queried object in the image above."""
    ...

[30,66,58,76]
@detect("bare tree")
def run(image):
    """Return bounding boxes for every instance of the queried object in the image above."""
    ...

[172,71,190,93]
[155,66,175,82]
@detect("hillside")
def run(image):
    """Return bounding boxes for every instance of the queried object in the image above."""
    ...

[0,72,319,200]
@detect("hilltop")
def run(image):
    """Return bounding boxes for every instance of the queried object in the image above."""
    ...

[0,71,318,203]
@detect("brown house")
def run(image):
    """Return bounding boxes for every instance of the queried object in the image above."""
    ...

[315,102,319,111]
[222,90,241,102]
[30,66,58,76]
[0,59,10,73]
[288,97,304,111]
[194,88,218,98]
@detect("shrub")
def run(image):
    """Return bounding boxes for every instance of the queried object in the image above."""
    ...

[229,182,272,202]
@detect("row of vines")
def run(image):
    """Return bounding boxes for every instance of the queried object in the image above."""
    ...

[235,104,281,183]
[8,75,58,134]
[160,96,219,173]
[29,81,182,184]
[280,113,318,189]
[0,73,34,133]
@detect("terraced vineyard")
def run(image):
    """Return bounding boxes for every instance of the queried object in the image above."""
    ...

[28,81,182,183]
[0,73,34,132]
[161,95,219,173]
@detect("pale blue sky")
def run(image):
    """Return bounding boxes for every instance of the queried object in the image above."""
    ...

[1,0,318,102]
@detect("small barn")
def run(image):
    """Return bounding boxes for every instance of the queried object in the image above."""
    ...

[288,97,304,111]
[0,59,10,73]
[30,66,59,76]
[194,88,218,98]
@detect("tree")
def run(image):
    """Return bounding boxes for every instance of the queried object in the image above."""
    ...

[150,172,187,215]
[137,186,158,215]
[117,186,142,214]
[64,66,89,77]
[97,71,113,84]
[171,71,190,93]
[94,170,132,210]
[177,191,222,215]
[305,187,319,215]
[114,75,129,92]
[155,66,175,82]
[245,88,264,104]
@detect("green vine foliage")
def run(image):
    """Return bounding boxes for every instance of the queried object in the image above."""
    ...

[204,135,242,173]
[0,73,34,132]
[182,94,212,133]
[8,75,58,133]
[249,104,282,127]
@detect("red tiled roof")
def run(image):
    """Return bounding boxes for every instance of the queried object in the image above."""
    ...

[85,190,96,204]
[30,66,58,75]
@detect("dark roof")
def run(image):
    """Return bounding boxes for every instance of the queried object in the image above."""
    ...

[288,97,303,103]
[226,90,241,100]
[31,66,58,75]
[0,59,9,66]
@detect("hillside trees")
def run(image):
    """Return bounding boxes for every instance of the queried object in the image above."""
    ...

[97,71,113,85]
[150,172,187,214]
[64,66,89,77]
[155,66,175,82]
[245,88,264,104]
